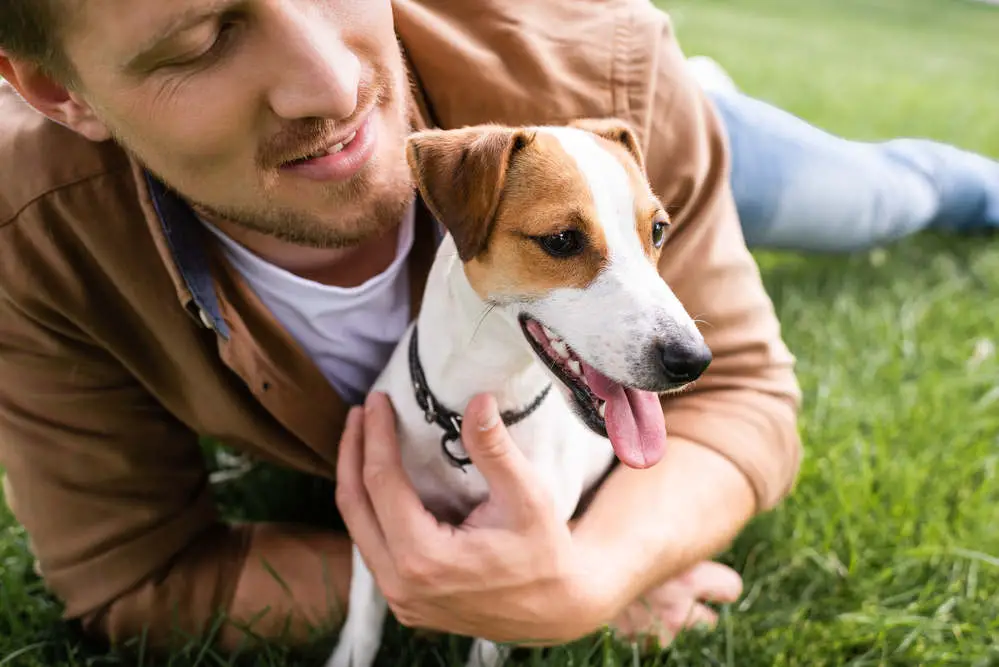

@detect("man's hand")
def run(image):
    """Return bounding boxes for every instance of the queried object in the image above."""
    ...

[610,562,743,648]
[334,392,611,646]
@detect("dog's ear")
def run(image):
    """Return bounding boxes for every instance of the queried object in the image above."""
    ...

[406,125,535,262]
[569,117,646,172]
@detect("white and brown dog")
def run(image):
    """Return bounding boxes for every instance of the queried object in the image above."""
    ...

[326,118,712,667]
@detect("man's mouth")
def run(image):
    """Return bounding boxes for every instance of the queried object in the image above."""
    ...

[518,315,668,469]
[284,129,360,167]
[278,114,376,182]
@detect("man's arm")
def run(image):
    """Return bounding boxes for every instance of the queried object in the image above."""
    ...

[571,438,757,615]
[0,291,353,651]
[79,523,355,651]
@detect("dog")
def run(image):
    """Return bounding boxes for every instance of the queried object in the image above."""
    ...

[325,118,712,667]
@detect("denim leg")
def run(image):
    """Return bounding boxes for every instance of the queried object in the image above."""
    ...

[707,88,999,252]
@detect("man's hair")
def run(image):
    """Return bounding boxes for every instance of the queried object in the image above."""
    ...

[0,0,76,81]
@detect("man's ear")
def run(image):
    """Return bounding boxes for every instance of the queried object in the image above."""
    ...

[0,54,112,142]
[569,117,646,172]
[406,125,535,262]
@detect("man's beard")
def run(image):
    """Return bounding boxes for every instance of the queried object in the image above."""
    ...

[194,163,416,250]
[195,55,416,250]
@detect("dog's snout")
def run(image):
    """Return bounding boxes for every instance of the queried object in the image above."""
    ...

[658,340,712,384]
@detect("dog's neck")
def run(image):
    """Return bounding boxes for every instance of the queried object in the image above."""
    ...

[413,237,551,415]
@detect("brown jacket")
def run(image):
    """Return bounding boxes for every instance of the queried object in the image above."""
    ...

[0,0,802,646]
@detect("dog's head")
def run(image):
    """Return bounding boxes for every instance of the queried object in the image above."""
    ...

[406,119,710,469]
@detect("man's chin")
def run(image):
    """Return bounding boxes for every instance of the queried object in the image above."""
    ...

[195,175,415,251]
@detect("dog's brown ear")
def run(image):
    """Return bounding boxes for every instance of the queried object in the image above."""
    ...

[406,125,534,262]
[569,118,646,172]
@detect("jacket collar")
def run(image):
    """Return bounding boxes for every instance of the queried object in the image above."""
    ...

[142,171,234,339]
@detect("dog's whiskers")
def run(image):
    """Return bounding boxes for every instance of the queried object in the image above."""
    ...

[470,303,497,342]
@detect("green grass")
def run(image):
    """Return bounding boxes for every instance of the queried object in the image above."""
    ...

[3,0,999,664]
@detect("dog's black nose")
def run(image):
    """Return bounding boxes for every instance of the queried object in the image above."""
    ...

[659,340,712,383]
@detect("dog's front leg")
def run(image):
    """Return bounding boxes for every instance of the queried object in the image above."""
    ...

[324,545,388,667]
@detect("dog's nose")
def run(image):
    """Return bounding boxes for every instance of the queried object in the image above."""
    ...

[658,340,712,383]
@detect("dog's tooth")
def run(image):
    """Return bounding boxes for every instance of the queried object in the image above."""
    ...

[542,325,557,340]
[598,403,606,419]
[551,340,570,359]
[568,360,581,376]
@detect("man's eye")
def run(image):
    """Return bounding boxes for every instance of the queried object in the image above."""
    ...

[164,22,239,69]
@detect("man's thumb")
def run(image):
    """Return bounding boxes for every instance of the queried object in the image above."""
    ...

[461,393,533,491]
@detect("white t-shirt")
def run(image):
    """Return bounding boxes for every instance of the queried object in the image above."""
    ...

[201,201,416,405]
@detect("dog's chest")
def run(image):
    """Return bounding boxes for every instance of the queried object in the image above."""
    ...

[396,401,615,525]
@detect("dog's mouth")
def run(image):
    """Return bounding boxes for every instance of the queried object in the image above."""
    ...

[518,314,667,469]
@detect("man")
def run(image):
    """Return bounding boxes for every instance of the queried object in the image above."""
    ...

[0,0,987,658]
[686,56,999,252]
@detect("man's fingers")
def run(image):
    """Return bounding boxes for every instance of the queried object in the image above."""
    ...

[682,562,743,604]
[335,406,395,577]
[614,600,719,650]
[360,393,442,555]
[674,602,719,632]
[459,394,542,512]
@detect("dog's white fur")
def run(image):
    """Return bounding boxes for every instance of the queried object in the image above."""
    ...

[325,125,705,667]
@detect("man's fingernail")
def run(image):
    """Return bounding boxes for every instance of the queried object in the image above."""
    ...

[477,398,500,431]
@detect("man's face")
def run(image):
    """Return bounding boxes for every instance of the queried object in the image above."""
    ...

[61,0,414,247]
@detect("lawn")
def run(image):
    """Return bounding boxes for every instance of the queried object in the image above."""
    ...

[3,0,999,665]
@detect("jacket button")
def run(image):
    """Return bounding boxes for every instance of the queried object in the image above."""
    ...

[198,309,215,331]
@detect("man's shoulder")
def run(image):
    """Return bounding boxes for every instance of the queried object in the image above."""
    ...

[395,0,675,134]
[0,82,133,229]
[0,82,148,321]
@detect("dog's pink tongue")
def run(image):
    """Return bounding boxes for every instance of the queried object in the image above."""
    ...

[582,363,666,468]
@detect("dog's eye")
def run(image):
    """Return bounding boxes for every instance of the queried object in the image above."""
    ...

[537,230,585,258]
[651,210,670,249]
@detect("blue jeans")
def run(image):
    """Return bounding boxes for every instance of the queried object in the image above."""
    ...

[709,88,999,252]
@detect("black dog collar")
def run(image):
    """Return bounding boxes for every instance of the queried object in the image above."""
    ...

[408,324,553,471]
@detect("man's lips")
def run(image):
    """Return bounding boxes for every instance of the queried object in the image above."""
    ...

[278,113,376,182]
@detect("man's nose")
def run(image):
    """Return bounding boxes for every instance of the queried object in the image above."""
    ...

[264,8,361,121]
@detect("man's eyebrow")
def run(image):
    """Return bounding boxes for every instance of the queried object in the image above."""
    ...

[123,3,236,72]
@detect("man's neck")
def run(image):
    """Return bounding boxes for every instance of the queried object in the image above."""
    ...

[206,215,403,288]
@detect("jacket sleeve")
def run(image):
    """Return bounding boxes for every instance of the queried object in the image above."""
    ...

[0,289,252,646]
[632,7,804,511]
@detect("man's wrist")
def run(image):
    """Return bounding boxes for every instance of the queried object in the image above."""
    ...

[549,536,624,641]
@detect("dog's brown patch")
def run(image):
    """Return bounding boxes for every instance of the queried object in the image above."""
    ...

[463,133,610,299]
[406,120,668,302]
[406,125,536,262]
